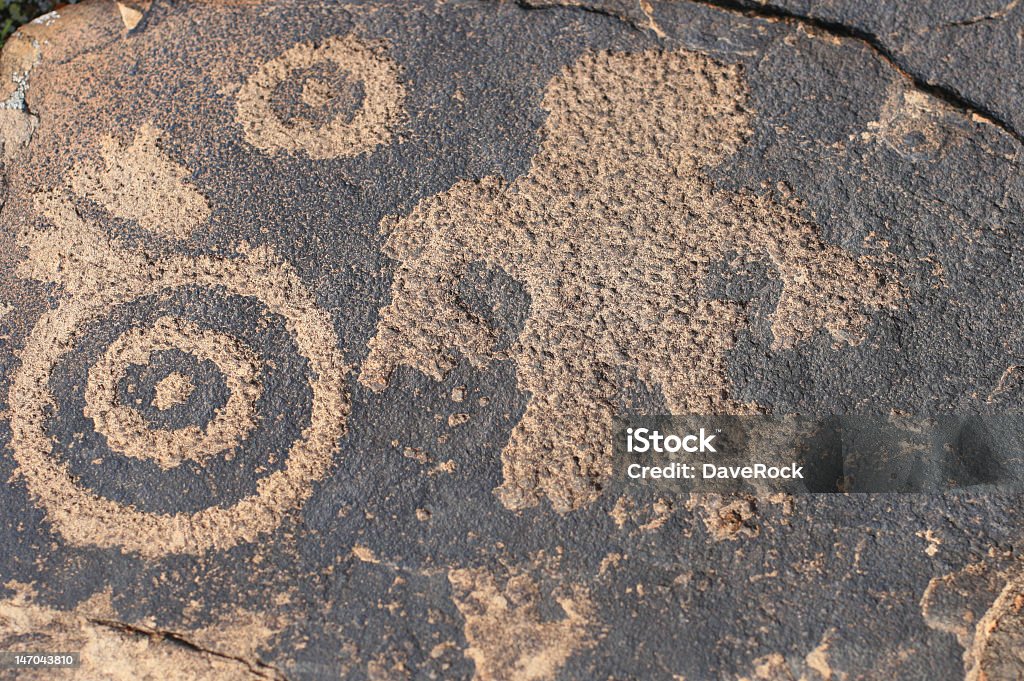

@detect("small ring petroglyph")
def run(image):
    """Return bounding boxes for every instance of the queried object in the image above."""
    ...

[83,316,262,470]
[235,34,406,159]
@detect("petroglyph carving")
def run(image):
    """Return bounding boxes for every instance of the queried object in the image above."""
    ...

[83,316,263,470]
[235,34,406,159]
[966,570,1024,680]
[8,127,348,557]
[448,565,593,681]
[921,561,1024,680]
[153,371,196,411]
[361,49,902,512]
[70,124,211,240]
[0,584,282,680]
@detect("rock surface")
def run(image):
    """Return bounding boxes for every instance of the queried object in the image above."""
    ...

[1,1,1023,679]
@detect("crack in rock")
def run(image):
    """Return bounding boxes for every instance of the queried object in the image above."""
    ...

[683,0,1024,145]
[938,0,1021,28]
[514,0,666,37]
[85,617,291,681]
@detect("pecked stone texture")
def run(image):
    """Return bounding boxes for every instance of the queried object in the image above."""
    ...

[0,1,1022,679]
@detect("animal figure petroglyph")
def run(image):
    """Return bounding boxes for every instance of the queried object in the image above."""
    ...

[361,49,901,511]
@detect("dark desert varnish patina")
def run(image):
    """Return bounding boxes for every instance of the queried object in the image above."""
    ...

[1,1,1024,679]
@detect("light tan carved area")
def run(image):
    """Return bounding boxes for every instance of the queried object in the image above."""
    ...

[153,371,195,411]
[687,493,761,541]
[69,124,211,240]
[83,316,262,470]
[0,583,282,680]
[235,34,406,159]
[920,560,1024,681]
[360,49,902,512]
[0,110,36,163]
[448,565,593,681]
[736,648,834,681]
[8,127,348,556]
[965,572,1024,680]
[863,86,957,162]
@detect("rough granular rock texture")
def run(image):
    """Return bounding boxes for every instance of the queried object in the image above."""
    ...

[69,124,211,239]
[0,583,284,680]
[448,564,593,681]
[0,1,1023,680]
[361,48,900,511]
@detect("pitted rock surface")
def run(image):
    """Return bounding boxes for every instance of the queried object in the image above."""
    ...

[1,1,1023,679]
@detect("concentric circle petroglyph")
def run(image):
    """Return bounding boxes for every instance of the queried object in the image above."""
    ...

[9,233,349,557]
[83,316,263,470]
[235,34,406,159]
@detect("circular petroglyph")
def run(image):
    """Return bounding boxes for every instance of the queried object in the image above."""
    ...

[9,244,349,557]
[83,316,263,470]
[235,34,406,159]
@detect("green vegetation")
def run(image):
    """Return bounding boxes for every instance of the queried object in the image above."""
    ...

[1,1,75,44]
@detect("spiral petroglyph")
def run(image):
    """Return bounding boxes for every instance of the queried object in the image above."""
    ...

[8,129,348,557]
[360,49,903,512]
[235,34,406,159]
